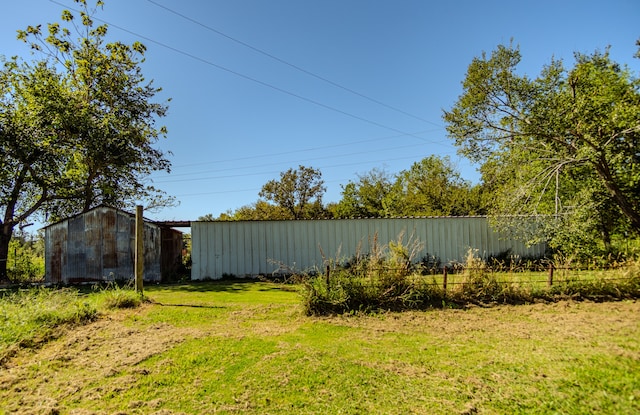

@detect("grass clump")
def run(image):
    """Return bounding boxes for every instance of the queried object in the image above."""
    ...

[95,282,143,309]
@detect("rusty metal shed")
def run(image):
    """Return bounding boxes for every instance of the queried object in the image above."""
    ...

[44,206,182,284]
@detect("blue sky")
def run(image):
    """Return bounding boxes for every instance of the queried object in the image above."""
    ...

[1,0,639,224]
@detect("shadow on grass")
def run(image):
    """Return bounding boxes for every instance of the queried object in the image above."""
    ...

[147,299,226,309]
[146,278,289,295]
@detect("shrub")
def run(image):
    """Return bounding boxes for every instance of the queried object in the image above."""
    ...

[302,242,640,315]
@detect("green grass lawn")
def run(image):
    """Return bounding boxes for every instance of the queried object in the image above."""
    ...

[1,281,639,414]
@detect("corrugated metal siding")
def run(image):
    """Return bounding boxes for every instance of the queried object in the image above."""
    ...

[45,206,162,283]
[191,217,546,280]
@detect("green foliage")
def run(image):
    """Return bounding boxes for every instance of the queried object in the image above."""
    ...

[454,249,501,302]
[6,232,44,283]
[444,42,640,252]
[388,155,486,216]
[303,243,640,315]
[220,166,329,221]
[225,200,293,221]
[333,157,486,219]
[332,168,394,218]
[302,232,441,315]
[1,0,172,280]
[259,165,327,219]
[16,0,173,218]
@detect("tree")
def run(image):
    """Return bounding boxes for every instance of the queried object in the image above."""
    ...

[0,0,170,281]
[443,43,640,250]
[259,166,326,219]
[6,228,44,282]
[0,60,76,282]
[17,0,172,220]
[230,201,293,221]
[197,213,217,221]
[332,158,484,219]
[386,155,484,217]
[332,168,393,218]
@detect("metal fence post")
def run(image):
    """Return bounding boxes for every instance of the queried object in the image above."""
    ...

[443,266,448,292]
[325,265,331,290]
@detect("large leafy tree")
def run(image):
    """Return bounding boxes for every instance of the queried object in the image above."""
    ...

[444,43,640,250]
[386,155,485,217]
[17,0,171,220]
[332,157,484,218]
[332,168,393,218]
[259,165,326,219]
[0,60,75,281]
[0,0,170,281]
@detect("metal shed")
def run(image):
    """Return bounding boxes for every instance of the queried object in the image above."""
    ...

[44,206,182,284]
[191,217,546,280]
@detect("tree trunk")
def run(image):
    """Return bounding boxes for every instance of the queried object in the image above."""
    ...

[0,224,14,284]
[595,158,640,233]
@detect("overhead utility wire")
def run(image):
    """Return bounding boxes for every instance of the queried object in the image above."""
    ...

[170,128,443,169]
[145,0,441,127]
[174,178,347,197]
[160,154,424,185]
[50,1,444,147]
[153,141,432,180]
[48,0,432,143]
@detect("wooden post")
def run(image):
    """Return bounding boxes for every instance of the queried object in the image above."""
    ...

[135,205,144,295]
[443,266,448,292]
[325,265,330,290]
[547,263,554,287]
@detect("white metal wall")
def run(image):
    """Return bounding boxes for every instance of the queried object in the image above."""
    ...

[191,217,546,280]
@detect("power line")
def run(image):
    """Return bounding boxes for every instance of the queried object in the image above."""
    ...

[153,153,450,184]
[153,141,433,180]
[47,0,436,144]
[145,0,441,127]
[173,178,346,198]
[169,128,444,169]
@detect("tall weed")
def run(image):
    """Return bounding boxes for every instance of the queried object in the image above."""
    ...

[454,249,500,303]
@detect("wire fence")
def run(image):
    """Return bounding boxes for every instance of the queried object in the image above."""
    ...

[319,261,640,292]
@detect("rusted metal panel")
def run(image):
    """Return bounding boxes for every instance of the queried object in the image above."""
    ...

[45,222,67,284]
[44,206,165,284]
[66,215,87,281]
[143,224,162,281]
[102,208,118,270]
[191,217,547,280]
